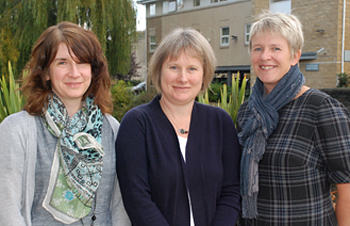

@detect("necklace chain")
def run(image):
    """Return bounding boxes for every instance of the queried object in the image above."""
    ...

[160,99,190,134]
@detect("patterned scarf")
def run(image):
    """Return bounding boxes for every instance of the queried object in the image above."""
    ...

[42,93,104,224]
[238,65,304,218]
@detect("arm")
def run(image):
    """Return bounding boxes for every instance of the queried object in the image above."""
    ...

[111,177,132,226]
[335,183,350,226]
[0,113,33,226]
[315,96,350,225]
[116,110,170,226]
[105,114,132,226]
[212,113,241,225]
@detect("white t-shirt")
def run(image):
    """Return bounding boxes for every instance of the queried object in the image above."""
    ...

[178,136,195,226]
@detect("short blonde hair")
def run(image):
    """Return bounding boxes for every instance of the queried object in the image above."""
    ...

[249,11,304,58]
[148,27,217,94]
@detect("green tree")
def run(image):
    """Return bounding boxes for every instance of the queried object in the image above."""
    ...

[0,0,136,77]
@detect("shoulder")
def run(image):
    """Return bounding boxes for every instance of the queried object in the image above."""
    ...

[194,101,228,115]
[193,101,234,124]
[121,96,160,123]
[103,114,120,140]
[104,113,120,128]
[0,111,35,130]
[303,88,349,113]
[0,111,37,153]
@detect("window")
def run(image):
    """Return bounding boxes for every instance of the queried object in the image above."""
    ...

[220,27,230,46]
[245,23,251,45]
[177,0,184,9]
[193,0,200,6]
[270,0,291,14]
[149,36,156,52]
[211,0,227,3]
[168,1,176,12]
[150,3,156,16]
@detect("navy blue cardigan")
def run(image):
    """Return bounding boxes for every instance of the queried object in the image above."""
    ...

[116,96,241,226]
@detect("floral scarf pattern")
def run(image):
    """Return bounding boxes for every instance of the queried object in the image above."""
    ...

[42,93,104,224]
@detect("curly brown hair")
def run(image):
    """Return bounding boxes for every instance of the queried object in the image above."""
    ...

[22,21,112,115]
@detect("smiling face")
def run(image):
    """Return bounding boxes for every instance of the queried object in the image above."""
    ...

[47,43,92,107]
[160,51,204,106]
[250,31,301,94]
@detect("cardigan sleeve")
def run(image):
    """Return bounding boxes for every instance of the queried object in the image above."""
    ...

[0,112,35,226]
[116,109,170,226]
[211,111,241,225]
[104,114,132,226]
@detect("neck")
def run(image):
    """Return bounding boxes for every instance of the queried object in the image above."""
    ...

[159,97,193,136]
[64,100,83,117]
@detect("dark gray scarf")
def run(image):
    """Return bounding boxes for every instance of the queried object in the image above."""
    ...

[239,64,305,218]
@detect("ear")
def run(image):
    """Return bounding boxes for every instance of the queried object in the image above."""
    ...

[45,73,50,81]
[292,50,301,65]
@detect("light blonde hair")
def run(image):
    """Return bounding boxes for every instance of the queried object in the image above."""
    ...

[249,11,304,58]
[148,27,217,94]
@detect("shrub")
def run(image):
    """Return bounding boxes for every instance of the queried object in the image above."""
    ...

[0,61,26,122]
[337,73,349,87]
[198,72,247,125]
[111,80,134,121]
[111,80,158,121]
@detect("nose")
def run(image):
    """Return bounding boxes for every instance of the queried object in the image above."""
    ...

[68,62,81,78]
[178,69,189,83]
[260,49,271,61]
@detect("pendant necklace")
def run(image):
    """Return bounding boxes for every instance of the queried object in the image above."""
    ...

[164,113,189,134]
[160,100,190,134]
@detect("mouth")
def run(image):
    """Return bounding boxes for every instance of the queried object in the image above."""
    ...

[174,86,190,91]
[260,66,276,70]
[66,82,83,87]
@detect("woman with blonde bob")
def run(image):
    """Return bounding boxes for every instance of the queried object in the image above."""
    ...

[237,11,350,225]
[116,27,241,226]
[0,21,130,225]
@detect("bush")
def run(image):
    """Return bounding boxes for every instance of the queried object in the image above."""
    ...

[0,62,26,123]
[207,82,231,103]
[111,80,157,121]
[198,72,247,125]
[337,73,349,87]
[111,80,134,121]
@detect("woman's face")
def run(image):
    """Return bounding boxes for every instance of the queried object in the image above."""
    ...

[250,31,300,94]
[160,51,204,106]
[47,43,92,105]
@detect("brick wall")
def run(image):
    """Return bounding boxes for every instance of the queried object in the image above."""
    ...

[251,0,350,89]
[146,16,162,85]
[320,88,350,111]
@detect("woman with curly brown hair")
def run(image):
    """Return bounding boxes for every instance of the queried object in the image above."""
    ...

[0,21,130,226]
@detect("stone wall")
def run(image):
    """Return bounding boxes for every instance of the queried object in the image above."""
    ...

[320,88,350,111]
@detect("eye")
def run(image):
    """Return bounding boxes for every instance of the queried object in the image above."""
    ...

[189,67,197,71]
[58,61,66,65]
[253,47,262,51]
[170,66,177,70]
[273,47,281,51]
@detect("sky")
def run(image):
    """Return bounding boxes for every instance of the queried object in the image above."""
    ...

[135,1,146,31]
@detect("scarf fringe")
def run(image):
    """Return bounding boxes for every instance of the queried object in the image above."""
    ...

[242,193,259,219]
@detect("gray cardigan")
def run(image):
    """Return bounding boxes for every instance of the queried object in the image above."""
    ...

[0,111,131,226]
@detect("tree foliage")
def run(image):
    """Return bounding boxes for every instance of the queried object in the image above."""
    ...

[0,0,136,78]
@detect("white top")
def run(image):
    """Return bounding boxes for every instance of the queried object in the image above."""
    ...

[178,136,195,226]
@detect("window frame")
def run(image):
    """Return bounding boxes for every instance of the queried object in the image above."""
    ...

[193,0,200,7]
[168,1,176,12]
[149,35,156,52]
[220,27,230,47]
[245,23,251,45]
[150,3,156,16]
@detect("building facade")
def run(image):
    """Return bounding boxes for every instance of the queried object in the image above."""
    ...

[139,0,350,89]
